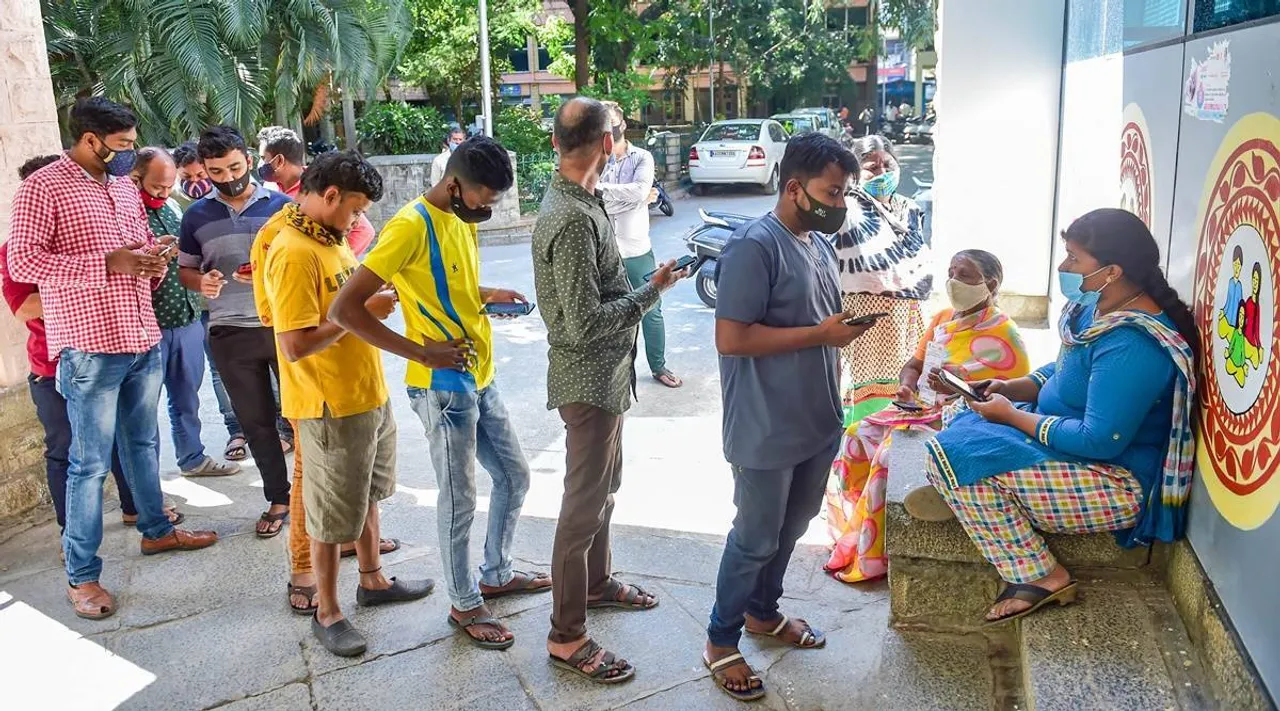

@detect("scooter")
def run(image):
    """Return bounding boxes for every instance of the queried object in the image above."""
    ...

[650,179,674,217]
[684,208,753,308]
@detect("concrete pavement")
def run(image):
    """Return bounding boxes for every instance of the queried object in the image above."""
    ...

[0,146,1020,710]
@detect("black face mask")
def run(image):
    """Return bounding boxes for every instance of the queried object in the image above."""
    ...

[449,181,492,224]
[795,186,847,235]
[212,172,252,199]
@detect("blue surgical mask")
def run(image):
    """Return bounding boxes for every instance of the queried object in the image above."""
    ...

[1058,266,1110,306]
[862,170,899,198]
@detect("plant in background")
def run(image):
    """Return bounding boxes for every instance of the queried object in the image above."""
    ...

[494,105,550,155]
[356,101,448,155]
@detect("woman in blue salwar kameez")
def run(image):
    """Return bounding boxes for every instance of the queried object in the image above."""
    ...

[907,209,1200,626]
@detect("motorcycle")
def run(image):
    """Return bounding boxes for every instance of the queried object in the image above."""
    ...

[649,179,674,217]
[684,208,753,308]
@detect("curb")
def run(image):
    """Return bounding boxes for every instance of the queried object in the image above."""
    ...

[479,230,533,248]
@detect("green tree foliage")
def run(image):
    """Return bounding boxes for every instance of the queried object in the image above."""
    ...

[42,0,407,144]
[398,0,538,123]
[493,105,549,155]
[356,101,448,155]
[881,0,937,51]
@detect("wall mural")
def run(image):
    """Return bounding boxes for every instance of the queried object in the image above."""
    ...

[1193,112,1280,530]
[1120,102,1154,228]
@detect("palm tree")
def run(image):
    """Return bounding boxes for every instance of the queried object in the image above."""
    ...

[43,0,407,145]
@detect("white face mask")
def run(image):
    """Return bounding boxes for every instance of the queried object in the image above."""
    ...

[946,278,991,312]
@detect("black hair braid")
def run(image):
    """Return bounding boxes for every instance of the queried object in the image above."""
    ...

[1142,270,1199,357]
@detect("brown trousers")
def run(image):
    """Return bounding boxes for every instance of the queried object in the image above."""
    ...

[549,403,624,644]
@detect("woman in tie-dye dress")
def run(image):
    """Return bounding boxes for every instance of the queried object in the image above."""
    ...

[833,136,933,424]
[824,250,1030,583]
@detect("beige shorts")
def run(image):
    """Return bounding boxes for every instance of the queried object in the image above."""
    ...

[299,402,397,543]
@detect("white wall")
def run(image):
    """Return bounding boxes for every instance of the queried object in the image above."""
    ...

[932,0,1067,297]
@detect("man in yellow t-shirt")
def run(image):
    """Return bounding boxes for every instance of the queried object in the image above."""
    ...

[330,136,550,652]
[261,151,435,658]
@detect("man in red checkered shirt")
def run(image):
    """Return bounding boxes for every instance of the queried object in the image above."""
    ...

[6,97,218,621]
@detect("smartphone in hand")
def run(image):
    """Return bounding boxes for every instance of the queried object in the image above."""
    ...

[938,368,987,401]
[842,311,890,327]
[483,302,536,317]
[644,255,701,281]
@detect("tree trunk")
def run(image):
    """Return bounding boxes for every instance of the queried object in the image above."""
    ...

[868,1,880,133]
[341,92,357,149]
[573,0,590,91]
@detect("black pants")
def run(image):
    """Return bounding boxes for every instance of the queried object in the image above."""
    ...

[28,374,135,528]
[207,325,290,506]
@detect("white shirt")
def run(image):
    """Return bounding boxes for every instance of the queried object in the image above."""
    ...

[599,143,655,259]
[429,151,450,189]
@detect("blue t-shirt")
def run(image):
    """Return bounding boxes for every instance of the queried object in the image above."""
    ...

[178,186,291,328]
[715,212,844,470]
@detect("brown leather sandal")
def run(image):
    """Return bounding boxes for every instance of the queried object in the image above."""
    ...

[67,582,116,620]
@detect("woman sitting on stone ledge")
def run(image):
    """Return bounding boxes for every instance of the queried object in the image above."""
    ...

[823,249,1030,583]
[909,208,1199,626]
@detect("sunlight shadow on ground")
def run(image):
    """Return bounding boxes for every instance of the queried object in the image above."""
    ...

[0,592,155,709]
[158,477,232,508]
[395,415,832,546]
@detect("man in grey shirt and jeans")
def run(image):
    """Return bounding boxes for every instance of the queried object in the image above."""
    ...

[702,134,866,702]
[179,126,294,538]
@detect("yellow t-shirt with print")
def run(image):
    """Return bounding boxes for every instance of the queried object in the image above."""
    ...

[251,208,288,327]
[262,225,389,419]
[362,197,494,392]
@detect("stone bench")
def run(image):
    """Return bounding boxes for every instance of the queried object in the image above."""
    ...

[882,429,1160,632]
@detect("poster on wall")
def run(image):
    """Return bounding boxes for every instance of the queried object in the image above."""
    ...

[1183,40,1231,123]
[1120,103,1154,228]
[1192,112,1280,530]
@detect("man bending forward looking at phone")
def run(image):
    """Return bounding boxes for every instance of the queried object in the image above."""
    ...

[330,136,551,650]
[703,133,867,702]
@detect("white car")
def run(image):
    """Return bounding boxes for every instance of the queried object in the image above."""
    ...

[688,119,788,195]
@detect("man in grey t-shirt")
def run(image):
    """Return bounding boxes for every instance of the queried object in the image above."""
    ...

[702,134,866,702]
[178,126,294,537]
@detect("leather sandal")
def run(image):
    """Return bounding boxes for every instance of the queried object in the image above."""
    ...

[480,570,552,599]
[746,614,826,649]
[983,580,1079,626]
[704,651,766,701]
[587,579,658,610]
[287,582,319,616]
[549,639,635,684]
[67,582,116,620]
[448,614,515,650]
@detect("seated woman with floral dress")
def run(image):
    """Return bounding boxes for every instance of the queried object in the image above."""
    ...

[909,208,1199,625]
[824,249,1030,583]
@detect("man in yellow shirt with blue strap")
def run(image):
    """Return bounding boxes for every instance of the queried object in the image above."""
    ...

[330,136,551,651]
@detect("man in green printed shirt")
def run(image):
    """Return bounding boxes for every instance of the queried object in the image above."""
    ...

[532,97,686,684]
[131,148,240,477]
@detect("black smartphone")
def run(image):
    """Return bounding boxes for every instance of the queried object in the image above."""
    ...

[483,302,536,317]
[644,254,700,281]
[842,311,890,327]
[893,400,923,412]
[938,368,985,401]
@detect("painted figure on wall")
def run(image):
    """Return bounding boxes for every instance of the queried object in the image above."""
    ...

[1223,245,1244,328]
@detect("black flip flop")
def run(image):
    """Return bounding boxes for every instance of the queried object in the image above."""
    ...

[481,570,552,599]
[256,509,289,539]
[287,582,318,616]
[704,652,766,702]
[549,639,635,684]
[983,580,1079,626]
[448,614,515,650]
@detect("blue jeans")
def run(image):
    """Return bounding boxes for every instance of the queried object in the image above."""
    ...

[707,439,840,648]
[58,347,172,585]
[28,375,135,529]
[409,383,530,612]
[159,321,208,470]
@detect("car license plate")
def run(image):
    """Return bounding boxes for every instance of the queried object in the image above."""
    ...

[709,150,735,158]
